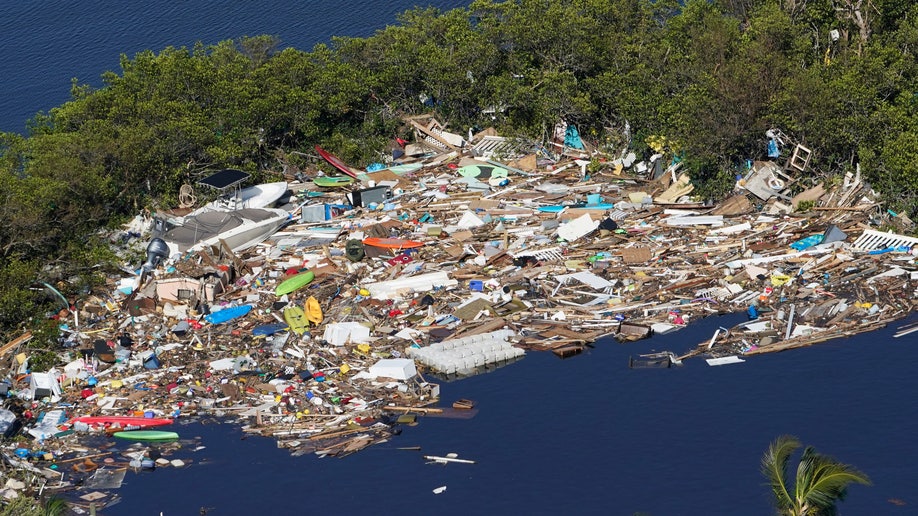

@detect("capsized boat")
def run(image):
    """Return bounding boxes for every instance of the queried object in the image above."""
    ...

[161,207,290,257]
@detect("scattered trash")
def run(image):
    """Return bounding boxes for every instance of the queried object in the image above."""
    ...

[1,120,915,512]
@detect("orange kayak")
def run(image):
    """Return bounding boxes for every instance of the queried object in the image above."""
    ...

[362,237,424,249]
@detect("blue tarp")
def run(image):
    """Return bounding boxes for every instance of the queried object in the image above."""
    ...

[564,125,584,149]
[767,139,780,158]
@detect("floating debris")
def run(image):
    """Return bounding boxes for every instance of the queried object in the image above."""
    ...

[1,120,914,511]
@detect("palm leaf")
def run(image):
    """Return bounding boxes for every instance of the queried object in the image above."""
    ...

[794,446,819,510]
[761,435,800,511]
[801,453,871,513]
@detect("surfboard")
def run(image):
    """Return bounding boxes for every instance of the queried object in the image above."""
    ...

[112,430,179,442]
[204,305,253,324]
[362,237,424,250]
[315,145,358,179]
[284,305,308,335]
[275,270,315,297]
[313,176,354,188]
[305,296,323,326]
[71,416,173,428]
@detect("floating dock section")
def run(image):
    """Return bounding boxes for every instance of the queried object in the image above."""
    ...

[407,330,524,376]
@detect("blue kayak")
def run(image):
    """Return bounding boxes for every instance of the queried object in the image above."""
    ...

[205,305,253,324]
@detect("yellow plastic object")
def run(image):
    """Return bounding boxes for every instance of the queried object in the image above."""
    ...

[359,288,370,297]
[110,380,123,389]
[339,363,351,374]
[305,296,323,325]
[357,343,371,354]
[770,274,791,287]
[283,305,308,335]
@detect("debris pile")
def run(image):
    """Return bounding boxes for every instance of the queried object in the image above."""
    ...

[1,121,916,510]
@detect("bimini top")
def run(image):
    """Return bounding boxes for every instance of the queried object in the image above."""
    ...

[198,169,250,191]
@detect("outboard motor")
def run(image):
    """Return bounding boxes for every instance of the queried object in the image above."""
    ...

[151,217,168,238]
[142,238,170,271]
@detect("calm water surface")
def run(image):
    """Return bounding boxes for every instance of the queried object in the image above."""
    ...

[108,313,917,515]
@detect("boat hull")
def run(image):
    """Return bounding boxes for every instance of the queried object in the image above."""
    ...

[162,208,290,257]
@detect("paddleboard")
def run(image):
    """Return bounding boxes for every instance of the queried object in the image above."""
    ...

[315,145,358,179]
[112,430,179,442]
[362,237,424,250]
[387,163,423,174]
[313,176,354,188]
[284,305,308,335]
[71,416,173,428]
[538,203,615,213]
[252,323,289,336]
[305,296,323,326]
[204,304,253,324]
[275,270,315,297]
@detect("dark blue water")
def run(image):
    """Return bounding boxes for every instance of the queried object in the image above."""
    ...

[0,1,470,133]
[108,313,918,516]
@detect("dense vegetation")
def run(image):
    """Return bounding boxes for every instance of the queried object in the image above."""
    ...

[1,0,917,351]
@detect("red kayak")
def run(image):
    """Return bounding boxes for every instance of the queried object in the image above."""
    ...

[71,416,174,428]
[315,145,358,179]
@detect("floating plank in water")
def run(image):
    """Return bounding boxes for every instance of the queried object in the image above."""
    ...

[705,356,746,366]
[424,453,476,465]
[893,321,918,338]
[552,345,584,359]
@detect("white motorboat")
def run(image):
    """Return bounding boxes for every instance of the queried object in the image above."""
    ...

[161,207,291,258]
[161,169,289,226]
[190,181,289,215]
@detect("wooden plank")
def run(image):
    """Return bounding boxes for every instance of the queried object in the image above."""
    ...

[0,332,32,357]
[450,317,507,339]
[407,119,458,150]
[218,238,249,275]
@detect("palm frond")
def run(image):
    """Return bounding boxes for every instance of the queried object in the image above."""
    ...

[794,446,819,507]
[761,435,800,510]
[802,455,871,511]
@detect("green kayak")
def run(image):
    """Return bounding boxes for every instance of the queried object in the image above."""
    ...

[275,270,315,297]
[113,430,179,442]
[313,176,354,188]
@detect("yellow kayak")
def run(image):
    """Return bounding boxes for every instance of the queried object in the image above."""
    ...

[305,296,323,326]
[284,305,308,335]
